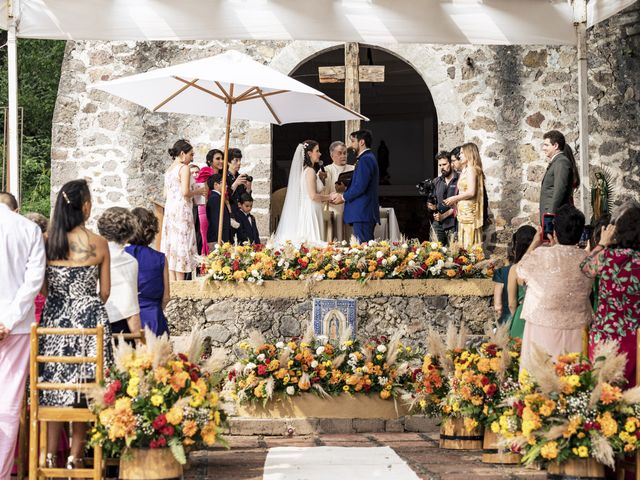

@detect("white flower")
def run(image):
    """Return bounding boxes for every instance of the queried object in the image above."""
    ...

[251,269,259,277]
[429,266,440,275]
[408,260,416,268]
[368,240,375,246]
[317,335,328,344]
[244,362,256,374]
[447,257,453,263]
[430,242,439,250]
[250,252,256,258]
[256,354,265,362]
[316,346,325,355]
[376,344,387,353]
[402,243,408,249]
[286,386,295,395]
[378,376,389,386]
[248,277,256,283]
[276,342,285,349]
[389,255,397,263]
[437,259,445,267]
[349,352,357,360]
[277,259,285,267]
[311,360,318,369]
[333,254,342,261]
[381,259,388,266]
[442,247,448,253]
[362,366,369,373]
[416,248,422,255]
[376,251,384,259]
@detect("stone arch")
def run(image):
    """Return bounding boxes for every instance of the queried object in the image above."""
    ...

[269,42,442,240]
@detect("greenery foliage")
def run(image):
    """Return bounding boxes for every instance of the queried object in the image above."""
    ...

[0,38,65,215]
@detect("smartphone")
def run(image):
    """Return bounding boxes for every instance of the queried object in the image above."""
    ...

[542,213,556,242]
[579,225,594,248]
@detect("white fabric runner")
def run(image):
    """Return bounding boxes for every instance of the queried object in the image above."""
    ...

[263,446,420,480]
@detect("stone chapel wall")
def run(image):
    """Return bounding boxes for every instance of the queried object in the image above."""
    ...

[50,5,639,250]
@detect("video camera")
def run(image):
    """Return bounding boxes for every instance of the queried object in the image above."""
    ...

[417,178,448,214]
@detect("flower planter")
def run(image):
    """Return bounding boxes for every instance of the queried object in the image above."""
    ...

[546,458,605,479]
[480,430,522,464]
[439,417,483,450]
[236,392,409,419]
[119,448,182,480]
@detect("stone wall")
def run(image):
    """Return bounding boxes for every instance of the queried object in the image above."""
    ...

[50,5,639,249]
[164,279,494,348]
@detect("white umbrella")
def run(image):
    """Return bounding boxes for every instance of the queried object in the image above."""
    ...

[93,50,366,243]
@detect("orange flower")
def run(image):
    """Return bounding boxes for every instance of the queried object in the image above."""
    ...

[600,383,623,405]
[169,371,190,392]
[446,269,457,278]
[182,420,198,437]
[154,367,170,385]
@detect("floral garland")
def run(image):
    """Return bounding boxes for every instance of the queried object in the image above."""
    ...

[228,332,419,404]
[202,240,494,284]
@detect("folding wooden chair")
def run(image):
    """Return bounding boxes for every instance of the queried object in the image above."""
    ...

[28,324,105,480]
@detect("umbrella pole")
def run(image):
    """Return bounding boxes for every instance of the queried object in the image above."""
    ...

[217,89,234,244]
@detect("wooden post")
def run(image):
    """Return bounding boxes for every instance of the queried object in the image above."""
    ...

[29,324,38,480]
[218,85,234,245]
[344,42,361,141]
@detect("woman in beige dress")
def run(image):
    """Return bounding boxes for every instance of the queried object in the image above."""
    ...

[160,139,208,280]
[443,142,485,249]
[323,141,355,241]
[517,205,593,372]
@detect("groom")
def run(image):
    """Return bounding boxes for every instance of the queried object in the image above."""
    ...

[331,130,380,242]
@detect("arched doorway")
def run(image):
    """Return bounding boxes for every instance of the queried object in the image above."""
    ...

[272,44,438,240]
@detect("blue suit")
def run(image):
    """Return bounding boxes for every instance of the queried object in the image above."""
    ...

[343,149,380,242]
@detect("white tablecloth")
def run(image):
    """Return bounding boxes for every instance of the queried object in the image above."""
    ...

[374,207,402,242]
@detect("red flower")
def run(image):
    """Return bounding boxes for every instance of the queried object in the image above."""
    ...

[514,401,524,417]
[233,260,239,271]
[297,258,308,268]
[111,379,122,392]
[257,364,268,375]
[157,436,167,447]
[161,425,175,436]
[485,384,497,397]
[103,390,115,405]
[152,414,167,430]
[149,440,159,449]
[480,376,490,386]
[190,371,199,382]
[584,421,601,431]
[178,353,188,362]
[228,370,237,381]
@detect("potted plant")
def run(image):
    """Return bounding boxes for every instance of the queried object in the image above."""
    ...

[89,331,230,479]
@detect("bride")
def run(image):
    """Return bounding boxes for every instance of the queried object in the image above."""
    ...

[275,140,332,245]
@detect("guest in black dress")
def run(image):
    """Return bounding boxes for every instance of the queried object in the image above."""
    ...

[39,179,113,470]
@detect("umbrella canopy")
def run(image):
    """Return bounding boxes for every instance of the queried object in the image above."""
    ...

[93,49,366,243]
[1,0,636,44]
[92,50,366,124]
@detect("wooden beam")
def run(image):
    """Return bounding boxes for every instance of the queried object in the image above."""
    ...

[319,65,385,84]
[344,42,361,141]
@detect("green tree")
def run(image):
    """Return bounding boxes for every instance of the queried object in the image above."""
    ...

[0,38,66,215]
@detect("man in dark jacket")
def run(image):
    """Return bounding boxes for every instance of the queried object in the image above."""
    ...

[539,130,575,221]
[206,174,231,246]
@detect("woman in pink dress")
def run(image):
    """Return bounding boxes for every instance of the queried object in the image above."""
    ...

[160,140,207,280]
[517,205,593,372]
[581,205,640,387]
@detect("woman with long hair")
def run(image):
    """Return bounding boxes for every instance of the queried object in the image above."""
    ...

[160,139,207,280]
[507,225,537,338]
[274,140,332,245]
[443,142,485,248]
[39,179,113,470]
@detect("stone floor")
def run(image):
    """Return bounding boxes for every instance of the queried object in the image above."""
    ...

[185,429,546,480]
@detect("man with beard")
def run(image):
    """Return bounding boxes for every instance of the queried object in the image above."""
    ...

[428,151,459,245]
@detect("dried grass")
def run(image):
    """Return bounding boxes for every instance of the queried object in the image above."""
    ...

[590,431,615,468]
[527,344,561,393]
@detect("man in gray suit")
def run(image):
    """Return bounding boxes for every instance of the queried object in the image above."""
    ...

[539,130,579,221]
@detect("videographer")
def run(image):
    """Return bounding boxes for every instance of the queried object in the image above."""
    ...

[427,151,458,245]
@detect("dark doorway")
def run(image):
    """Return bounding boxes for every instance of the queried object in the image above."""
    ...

[272,44,438,240]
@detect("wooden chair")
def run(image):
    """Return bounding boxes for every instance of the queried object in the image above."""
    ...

[28,324,105,480]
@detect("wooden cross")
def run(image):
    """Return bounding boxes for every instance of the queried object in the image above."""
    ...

[318,43,384,141]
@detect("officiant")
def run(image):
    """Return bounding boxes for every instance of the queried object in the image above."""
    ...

[322,141,354,241]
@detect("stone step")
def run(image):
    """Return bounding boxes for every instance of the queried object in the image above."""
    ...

[226,415,439,436]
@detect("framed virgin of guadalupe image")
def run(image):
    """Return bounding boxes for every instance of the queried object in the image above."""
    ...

[312,298,357,341]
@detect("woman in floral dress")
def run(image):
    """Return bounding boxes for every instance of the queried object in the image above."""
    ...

[581,204,640,387]
[160,139,208,280]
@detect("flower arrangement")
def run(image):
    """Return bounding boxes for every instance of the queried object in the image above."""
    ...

[88,331,231,463]
[202,240,493,283]
[502,342,640,469]
[228,329,420,405]
[408,353,449,416]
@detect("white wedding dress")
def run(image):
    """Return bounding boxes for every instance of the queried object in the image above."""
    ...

[274,144,325,246]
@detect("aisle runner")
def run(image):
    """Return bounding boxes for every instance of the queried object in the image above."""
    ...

[263,446,420,480]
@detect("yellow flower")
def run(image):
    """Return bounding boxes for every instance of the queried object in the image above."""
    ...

[597,411,618,437]
[491,422,500,433]
[182,420,198,437]
[419,399,427,410]
[540,441,558,460]
[342,385,350,392]
[577,446,589,458]
[150,394,164,406]
[625,419,638,433]
[201,423,218,446]
[126,383,138,398]
[476,358,491,373]
[166,406,184,425]
[463,417,478,431]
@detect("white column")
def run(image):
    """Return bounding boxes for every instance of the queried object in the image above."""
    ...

[6,0,20,202]
[574,0,590,217]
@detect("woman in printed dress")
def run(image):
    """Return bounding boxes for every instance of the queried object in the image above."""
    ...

[160,139,207,280]
[581,204,640,387]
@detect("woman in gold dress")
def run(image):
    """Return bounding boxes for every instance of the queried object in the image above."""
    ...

[444,142,485,249]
